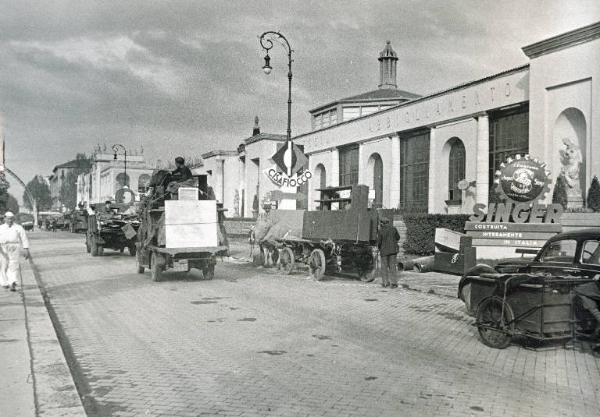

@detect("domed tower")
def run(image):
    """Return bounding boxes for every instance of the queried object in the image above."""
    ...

[378,40,398,90]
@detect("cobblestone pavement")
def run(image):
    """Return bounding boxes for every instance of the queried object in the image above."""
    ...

[31,232,600,417]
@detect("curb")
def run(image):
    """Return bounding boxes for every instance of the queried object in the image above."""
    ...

[21,260,87,417]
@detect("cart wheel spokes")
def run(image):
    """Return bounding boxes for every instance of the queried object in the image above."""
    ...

[476,297,514,349]
[309,249,326,281]
[279,247,295,275]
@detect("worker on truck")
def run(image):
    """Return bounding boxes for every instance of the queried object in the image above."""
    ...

[166,157,196,197]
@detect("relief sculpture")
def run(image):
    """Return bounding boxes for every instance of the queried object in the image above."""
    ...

[559,137,584,207]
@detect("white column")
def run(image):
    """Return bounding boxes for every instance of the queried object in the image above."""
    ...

[330,148,339,187]
[216,159,225,203]
[389,135,400,209]
[428,127,437,213]
[357,143,366,185]
[476,113,489,206]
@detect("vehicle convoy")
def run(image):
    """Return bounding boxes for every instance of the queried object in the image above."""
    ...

[68,208,88,233]
[458,229,600,349]
[459,229,600,314]
[135,170,228,282]
[86,203,140,257]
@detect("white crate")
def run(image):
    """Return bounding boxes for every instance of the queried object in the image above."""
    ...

[177,187,199,200]
[164,200,218,248]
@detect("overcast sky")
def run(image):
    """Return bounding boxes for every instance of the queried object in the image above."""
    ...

[2,0,599,201]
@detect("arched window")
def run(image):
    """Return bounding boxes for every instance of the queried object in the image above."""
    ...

[315,164,327,189]
[367,153,384,208]
[138,174,151,194]
[448,138,466,202]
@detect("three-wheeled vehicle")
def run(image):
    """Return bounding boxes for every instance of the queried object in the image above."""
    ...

[135,172,228,282]
[472,273,597,349]
[86,203,140,256]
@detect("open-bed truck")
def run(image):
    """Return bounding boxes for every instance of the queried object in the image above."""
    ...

[136,197,229,282]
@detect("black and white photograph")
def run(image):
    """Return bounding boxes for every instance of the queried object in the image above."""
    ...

[1,1,600,416]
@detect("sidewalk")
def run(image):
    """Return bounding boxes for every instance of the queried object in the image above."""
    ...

[0,257,86,417]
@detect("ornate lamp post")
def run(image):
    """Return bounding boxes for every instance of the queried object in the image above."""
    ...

[259,31,294,177]
[112,144,128,187]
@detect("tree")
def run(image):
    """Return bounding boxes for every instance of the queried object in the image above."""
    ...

[24,175,52,211]
[587,175,600,212]
[7,194,19,214]
[0,174,10,213]
[552,174,568,210]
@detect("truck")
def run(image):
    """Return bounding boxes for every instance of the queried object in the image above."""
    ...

[135,171,229,282]
[86,203,140,256]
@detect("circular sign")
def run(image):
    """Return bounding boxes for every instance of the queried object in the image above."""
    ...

[494,154,551,203]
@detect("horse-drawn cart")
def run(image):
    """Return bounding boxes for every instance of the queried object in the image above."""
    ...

[273,185,391,281]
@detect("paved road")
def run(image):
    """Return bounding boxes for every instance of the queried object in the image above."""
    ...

[31,232,600,417]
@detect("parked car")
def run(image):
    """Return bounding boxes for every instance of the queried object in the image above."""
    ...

[17,213,35,231]
[459,228,600,314]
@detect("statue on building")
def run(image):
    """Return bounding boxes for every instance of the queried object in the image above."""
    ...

[559,137,584,208]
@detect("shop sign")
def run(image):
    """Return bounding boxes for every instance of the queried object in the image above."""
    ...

[264,166,312,188]
[265,141,311,188]
[493,154,551,203]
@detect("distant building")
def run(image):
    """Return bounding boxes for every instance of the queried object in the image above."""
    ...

[194,117,286,217]
[76,147,155,206]
[48,158,91,210]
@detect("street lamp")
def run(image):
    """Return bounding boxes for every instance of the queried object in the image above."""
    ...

[112,144,128,188]
[259,31,293,177]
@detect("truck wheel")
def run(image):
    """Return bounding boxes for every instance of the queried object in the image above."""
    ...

[151,252,164,282]
[279,247,295,275]
[309,249,327,281]
[129,245,137,257]
[202,264,215,280]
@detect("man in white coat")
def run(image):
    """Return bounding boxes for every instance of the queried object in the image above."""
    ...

[0,211,30,292]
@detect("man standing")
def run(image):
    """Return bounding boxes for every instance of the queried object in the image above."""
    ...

[377,217,400,288]
[0,212,30,292]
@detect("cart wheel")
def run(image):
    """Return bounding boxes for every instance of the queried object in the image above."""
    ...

[279,247,295,275]
[151,252,164,282]
[358,268,376,283]
[476,297,514,349]
[309,249,327,281]
[129,245,137,257]
[202,264,215,280]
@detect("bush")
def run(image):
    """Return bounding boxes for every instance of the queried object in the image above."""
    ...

[587,175,600,212]
[552,174,568,210]
[401,214,471,255]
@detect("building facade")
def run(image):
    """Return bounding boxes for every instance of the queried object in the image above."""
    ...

[76,149,155,206]
[293,22,600,214]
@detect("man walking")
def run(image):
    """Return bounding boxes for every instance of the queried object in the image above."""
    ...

[377,217,400,288]
[0,212,30,292]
